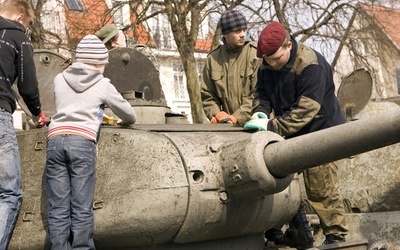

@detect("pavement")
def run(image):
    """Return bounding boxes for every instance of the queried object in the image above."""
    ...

[262,239,373,250]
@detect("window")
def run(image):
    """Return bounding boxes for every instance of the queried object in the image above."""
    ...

[172,60,188,99]
[65,0,84,11]
[151,6,174,50]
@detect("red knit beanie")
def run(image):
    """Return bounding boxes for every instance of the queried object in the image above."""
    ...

[257,21,287,58]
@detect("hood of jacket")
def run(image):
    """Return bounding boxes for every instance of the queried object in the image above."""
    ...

[0,16,26,32]
[62,62,104,93]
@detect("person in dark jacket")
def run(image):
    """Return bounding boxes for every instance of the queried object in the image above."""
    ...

[245,21,348,247]
[0,0,48,248]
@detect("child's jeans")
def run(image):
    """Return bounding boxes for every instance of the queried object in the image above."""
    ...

[46,134,96,250]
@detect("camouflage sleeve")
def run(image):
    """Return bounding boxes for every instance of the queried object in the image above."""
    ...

[268,65,326,137]
[268,95,320,136]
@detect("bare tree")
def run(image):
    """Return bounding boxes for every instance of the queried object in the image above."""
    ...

[28,0,399,121]
[239,0,398,62]
[109,0,249,123]
[161,0,210,123]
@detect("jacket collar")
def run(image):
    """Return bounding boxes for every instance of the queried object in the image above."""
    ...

[221,36,250,53]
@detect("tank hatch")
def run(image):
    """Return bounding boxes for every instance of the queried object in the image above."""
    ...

[13,49,71,118]
[337,69,372,121]
[103,47,166,105]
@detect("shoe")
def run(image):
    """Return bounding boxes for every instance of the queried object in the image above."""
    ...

[264,240,279,249]
[275,228,314,250]
[264,210,315,250]
[265,228,283,242]
[282,209,315,250]
[323,234,346,245]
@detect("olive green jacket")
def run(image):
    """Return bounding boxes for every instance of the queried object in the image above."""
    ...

[201,41,261,125]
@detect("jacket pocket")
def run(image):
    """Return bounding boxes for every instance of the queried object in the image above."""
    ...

[211,71,225,98]
[240,67,255,93]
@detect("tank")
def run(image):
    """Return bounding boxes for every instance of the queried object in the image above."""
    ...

[307,69,400,249]
[8,49,400,250]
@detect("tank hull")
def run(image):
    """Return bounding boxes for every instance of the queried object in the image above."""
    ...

[11,126,300,250]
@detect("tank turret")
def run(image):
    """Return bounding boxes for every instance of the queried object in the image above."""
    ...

[9,49,400,250]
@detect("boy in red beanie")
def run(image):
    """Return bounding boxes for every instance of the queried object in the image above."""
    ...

[245,21,348,248]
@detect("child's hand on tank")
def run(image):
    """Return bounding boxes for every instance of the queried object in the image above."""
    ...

[117,119,130,127]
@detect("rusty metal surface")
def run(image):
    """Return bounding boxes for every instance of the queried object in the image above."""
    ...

[10,107,400,249]
[94,129,189,247]
[126,123,247,132]
[337,69,372,120]
[33,50,71,117]
[162,131,299,244]
[13,50,71,118]
[13,129,49,250]
[11,128,300,250]
[336,103,400,213]
[308,212,394,249]
[103,47,165,103]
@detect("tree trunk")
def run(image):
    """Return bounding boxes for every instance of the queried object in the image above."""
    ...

[179,50,208,124]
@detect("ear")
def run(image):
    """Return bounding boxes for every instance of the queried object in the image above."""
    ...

[17,13,24,22]
[287,40,292,50]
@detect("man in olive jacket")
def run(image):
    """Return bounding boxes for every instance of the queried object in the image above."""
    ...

[201,10,260,126]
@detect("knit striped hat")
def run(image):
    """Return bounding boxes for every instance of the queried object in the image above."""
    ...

[75,35,109,65]
[220,10,247,35]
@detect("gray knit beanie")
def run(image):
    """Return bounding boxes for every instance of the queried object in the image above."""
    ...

[220,10,247,35]
[75,35,109,65]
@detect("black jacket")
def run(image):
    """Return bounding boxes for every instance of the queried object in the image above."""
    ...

[0,16,41,115]
[253,38,345,139]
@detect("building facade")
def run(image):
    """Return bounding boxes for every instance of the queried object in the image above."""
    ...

[10,0,214,127]
[332,4,400,105]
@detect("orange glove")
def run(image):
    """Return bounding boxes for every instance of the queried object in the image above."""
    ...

[211,111,237,124]
[228,115,237,124]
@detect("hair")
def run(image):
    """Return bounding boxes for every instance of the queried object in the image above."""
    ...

[0,0,35,25]
[281,31,291,48]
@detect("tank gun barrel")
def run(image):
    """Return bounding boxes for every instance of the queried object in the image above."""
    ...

[264,109,400,178]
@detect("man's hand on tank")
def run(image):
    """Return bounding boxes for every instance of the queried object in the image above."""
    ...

[251,112,268,119]
[211,111,237,124]
[32,111,49,128]
[244,112,269,131]
[215,111,230,122]
[227,115,237,124]
[243,119,268,131]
